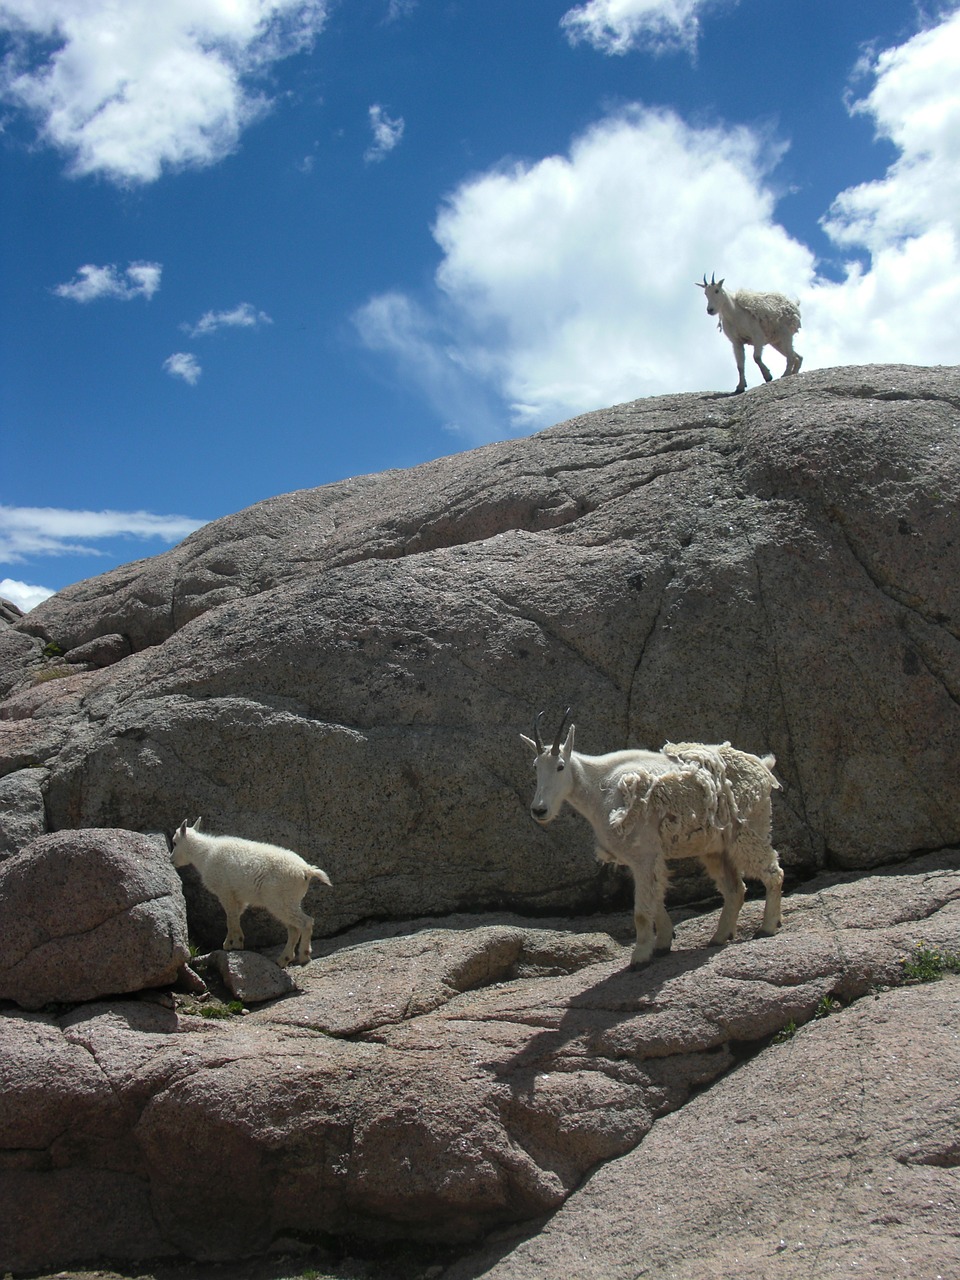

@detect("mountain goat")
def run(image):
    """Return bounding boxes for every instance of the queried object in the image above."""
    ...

[520,711,784,967]
[697,273,802,394]
[172,818,332,967]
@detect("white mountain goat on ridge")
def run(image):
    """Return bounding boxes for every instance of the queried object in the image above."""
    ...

[697,272,802,394]
[172,817,332,967]
[521,710,784,967]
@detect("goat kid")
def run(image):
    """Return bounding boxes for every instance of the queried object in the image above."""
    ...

[172,817,332,967]
[521,711,783,967]
[697,273,802,394]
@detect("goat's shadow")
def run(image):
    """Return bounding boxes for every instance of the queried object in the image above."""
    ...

[492,935,728,1083]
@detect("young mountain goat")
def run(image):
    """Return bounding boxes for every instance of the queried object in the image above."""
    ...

[172,818,332,967]
[521,711,784,967]
[697,273,802,394]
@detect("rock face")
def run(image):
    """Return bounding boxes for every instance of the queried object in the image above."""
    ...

[1,366,958,949]
[0,852,957,1273]
[0,828,190,1009]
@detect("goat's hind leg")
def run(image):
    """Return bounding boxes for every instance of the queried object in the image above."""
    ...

[277,905,314,967]
[700,851,745,944]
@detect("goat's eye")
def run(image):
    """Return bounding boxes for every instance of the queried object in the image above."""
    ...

[556,761,565,772]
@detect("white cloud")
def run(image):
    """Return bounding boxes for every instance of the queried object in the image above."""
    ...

[802,6,960,370]
[0,505,207,563]
[365,103,404,163]
[357,107,811,434]
[0,577,55,612]
[53,261,162,302]
[164,352,202,385]
[0,0,329,184]
[353,291,503,437]
[183,302,273,337]
[356,8,960,438]
[560,0,727,56]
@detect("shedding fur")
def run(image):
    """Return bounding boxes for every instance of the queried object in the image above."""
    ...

[522,714,784,967]
[697,273,802,394]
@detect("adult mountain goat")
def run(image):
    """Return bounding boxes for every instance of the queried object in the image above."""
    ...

[521,711,784,967]
[172,818,332,967]
[697,273,802,394]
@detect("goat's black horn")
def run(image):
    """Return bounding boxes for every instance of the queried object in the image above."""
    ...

[702,273,708,287]
[711,271,716,285]
[534,711,545,754]
[551,707,572,757]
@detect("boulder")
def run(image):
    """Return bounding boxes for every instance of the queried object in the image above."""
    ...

[1,366,959,947]
[207,948,296,1003]
[0,828,190,1009]
[0,851,956,1272]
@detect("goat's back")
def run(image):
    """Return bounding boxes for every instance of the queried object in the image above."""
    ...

[733,289,801,338]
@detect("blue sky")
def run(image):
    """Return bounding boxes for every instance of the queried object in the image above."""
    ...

[2,0,959,611]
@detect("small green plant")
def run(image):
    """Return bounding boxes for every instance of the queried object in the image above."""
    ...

[41,641,64,658]
[199,1000,245,1019]
[814,994,842,1019]
[900,940,960,984]
[773,1019,797,1044]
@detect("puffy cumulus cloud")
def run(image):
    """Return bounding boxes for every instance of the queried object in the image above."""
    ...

[183,302,273,337]
[358,107,813,435]
[0,505,206,563]
[803,6,960,370]
[560,0,727,56]
[53,261,162,302]
[163,352,202,384]
[364,103,404,163]
[0,0,328,184]
[0,577,55,611]
[357,8,960,440]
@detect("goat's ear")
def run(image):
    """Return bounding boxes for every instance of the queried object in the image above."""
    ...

[176,819,187,838]
[194,816,202,830]
[695,281,705,289]
[561,724,575,759]
[519,733,537,753]
[717,278,724,288]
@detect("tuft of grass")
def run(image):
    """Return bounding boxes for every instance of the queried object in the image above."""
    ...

[814,994,842,1019]
[773,1019,797,1044]
[900,940,960,984]
[199,1000,245,1019]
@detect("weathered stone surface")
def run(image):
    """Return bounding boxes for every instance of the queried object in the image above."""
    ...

[449,977,960,1280]
[2,367,958,948]
[0,766,46,859]
[0,852,956,1272]
[64,631,132,667]
[0,828,190,1009]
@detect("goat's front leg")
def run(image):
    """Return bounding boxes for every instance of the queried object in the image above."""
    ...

[752,345,773,382]
[732,340,747,394]
[221,895,246,951]
[628,853,668,967]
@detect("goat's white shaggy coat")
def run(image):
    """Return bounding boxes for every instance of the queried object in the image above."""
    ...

[172,818,332,967]
[697,274,802,394]
[521,715,783,967]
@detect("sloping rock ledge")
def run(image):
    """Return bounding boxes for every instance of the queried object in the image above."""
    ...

[1,850,958,1277]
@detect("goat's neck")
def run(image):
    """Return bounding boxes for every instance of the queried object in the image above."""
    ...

[565,753,614,835]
